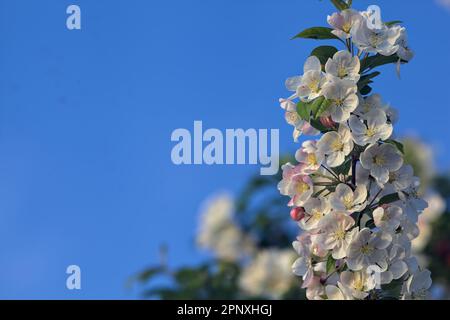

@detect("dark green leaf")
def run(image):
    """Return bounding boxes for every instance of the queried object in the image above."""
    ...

[379,193,401,205]
[133,266,164,283]
[297,100,311,121]
[385,139,405,154]
[358,71,380,89]
[385,20,402,27]
[333,158,352,176]
[326,255,337,274]
[361,54,399,72]
[310,46,338,66]
[292,27,340,41]
[330,0,350,11]
[359,85,372,95]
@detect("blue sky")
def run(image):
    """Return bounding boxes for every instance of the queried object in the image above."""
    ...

[0,0,449,299]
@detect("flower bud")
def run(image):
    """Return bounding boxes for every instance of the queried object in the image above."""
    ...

[290,207,305,221]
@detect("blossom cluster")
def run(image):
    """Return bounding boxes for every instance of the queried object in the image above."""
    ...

[278,3,432,300]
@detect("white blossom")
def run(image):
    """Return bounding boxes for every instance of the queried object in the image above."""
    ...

[325,50,360,82]
[299,197,331,230]
[349,109,393,146]
[317,211,358,259]
[327,9,363,40]
[360,143,403,185]
[322,78,359,123]
[347,228,392,271]
[317,124,354,167]
[373,205,403,232]
[330,183,367,213]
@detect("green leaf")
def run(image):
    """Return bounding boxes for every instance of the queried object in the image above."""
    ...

[296,100,311,121]
[359,85,372,95]
[326,255,337,274]
[333,158,352,176]
[358,71,380,89]
[361,54,399,72]
[330,0,350,11]
[310,118,330,133]
[385,139,405,154]
[292,27,341,41]
[310,96,332,119]
[379,193,401,205]
[310,46,338,66]
[385,20,402,27]
[134,266,164,283]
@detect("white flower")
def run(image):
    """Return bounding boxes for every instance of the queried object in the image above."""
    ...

[347,228,392,271]
[351,19,402,56]
[286,56,326,101]
[325,283,353,300]
[317,124,354,167]
[325,50,361,82]
[197,194,254,261]
[330,184,367,213]
[396,27,414,62]
[398,178,428,223]
[299,197,331,230]
[295,140,323,174]
[373,205,403,232]
[402,269,432,300]
[317,211,357,259]
[349,109,393,146]
[386,164,414,193]
[340,270,376,299]
[380,243,408,285]
[360,143,403,185]
[322,78,359,123]
[278,163,314,206]
[239,249,295,299]
[354,94,383,118]
[292,234,315,281]
[279,98,320,142]
[327,9,363,40]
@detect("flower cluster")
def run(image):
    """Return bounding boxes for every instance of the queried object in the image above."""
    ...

[278,3,432,300]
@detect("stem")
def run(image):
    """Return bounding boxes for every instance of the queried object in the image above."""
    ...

[368,188,383,208]
[351,155,357,187]
[321,164,340,181]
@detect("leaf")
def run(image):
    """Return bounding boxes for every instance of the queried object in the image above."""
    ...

[333,158,352,176]
[385,20,402,27]
[310,46,338,66]
[296,100,311,121]
[361,54,399,72]
[133,266,164,283]
[358,71,380,89]
[379,193,401,205]
[330,0,350,11]
[326,255,337,274]
[292,27,341,41]
[385,139,405,154]
[359,85,372,95]
[310,118,330,133]
[310,96,332,119]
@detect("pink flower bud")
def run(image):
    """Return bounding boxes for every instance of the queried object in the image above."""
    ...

[319,116,336,129]
[290,207,305,221]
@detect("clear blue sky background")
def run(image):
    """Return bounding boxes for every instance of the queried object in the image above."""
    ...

[0,0,449,299]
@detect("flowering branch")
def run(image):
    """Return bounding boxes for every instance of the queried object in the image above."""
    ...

[278,1,431,300]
